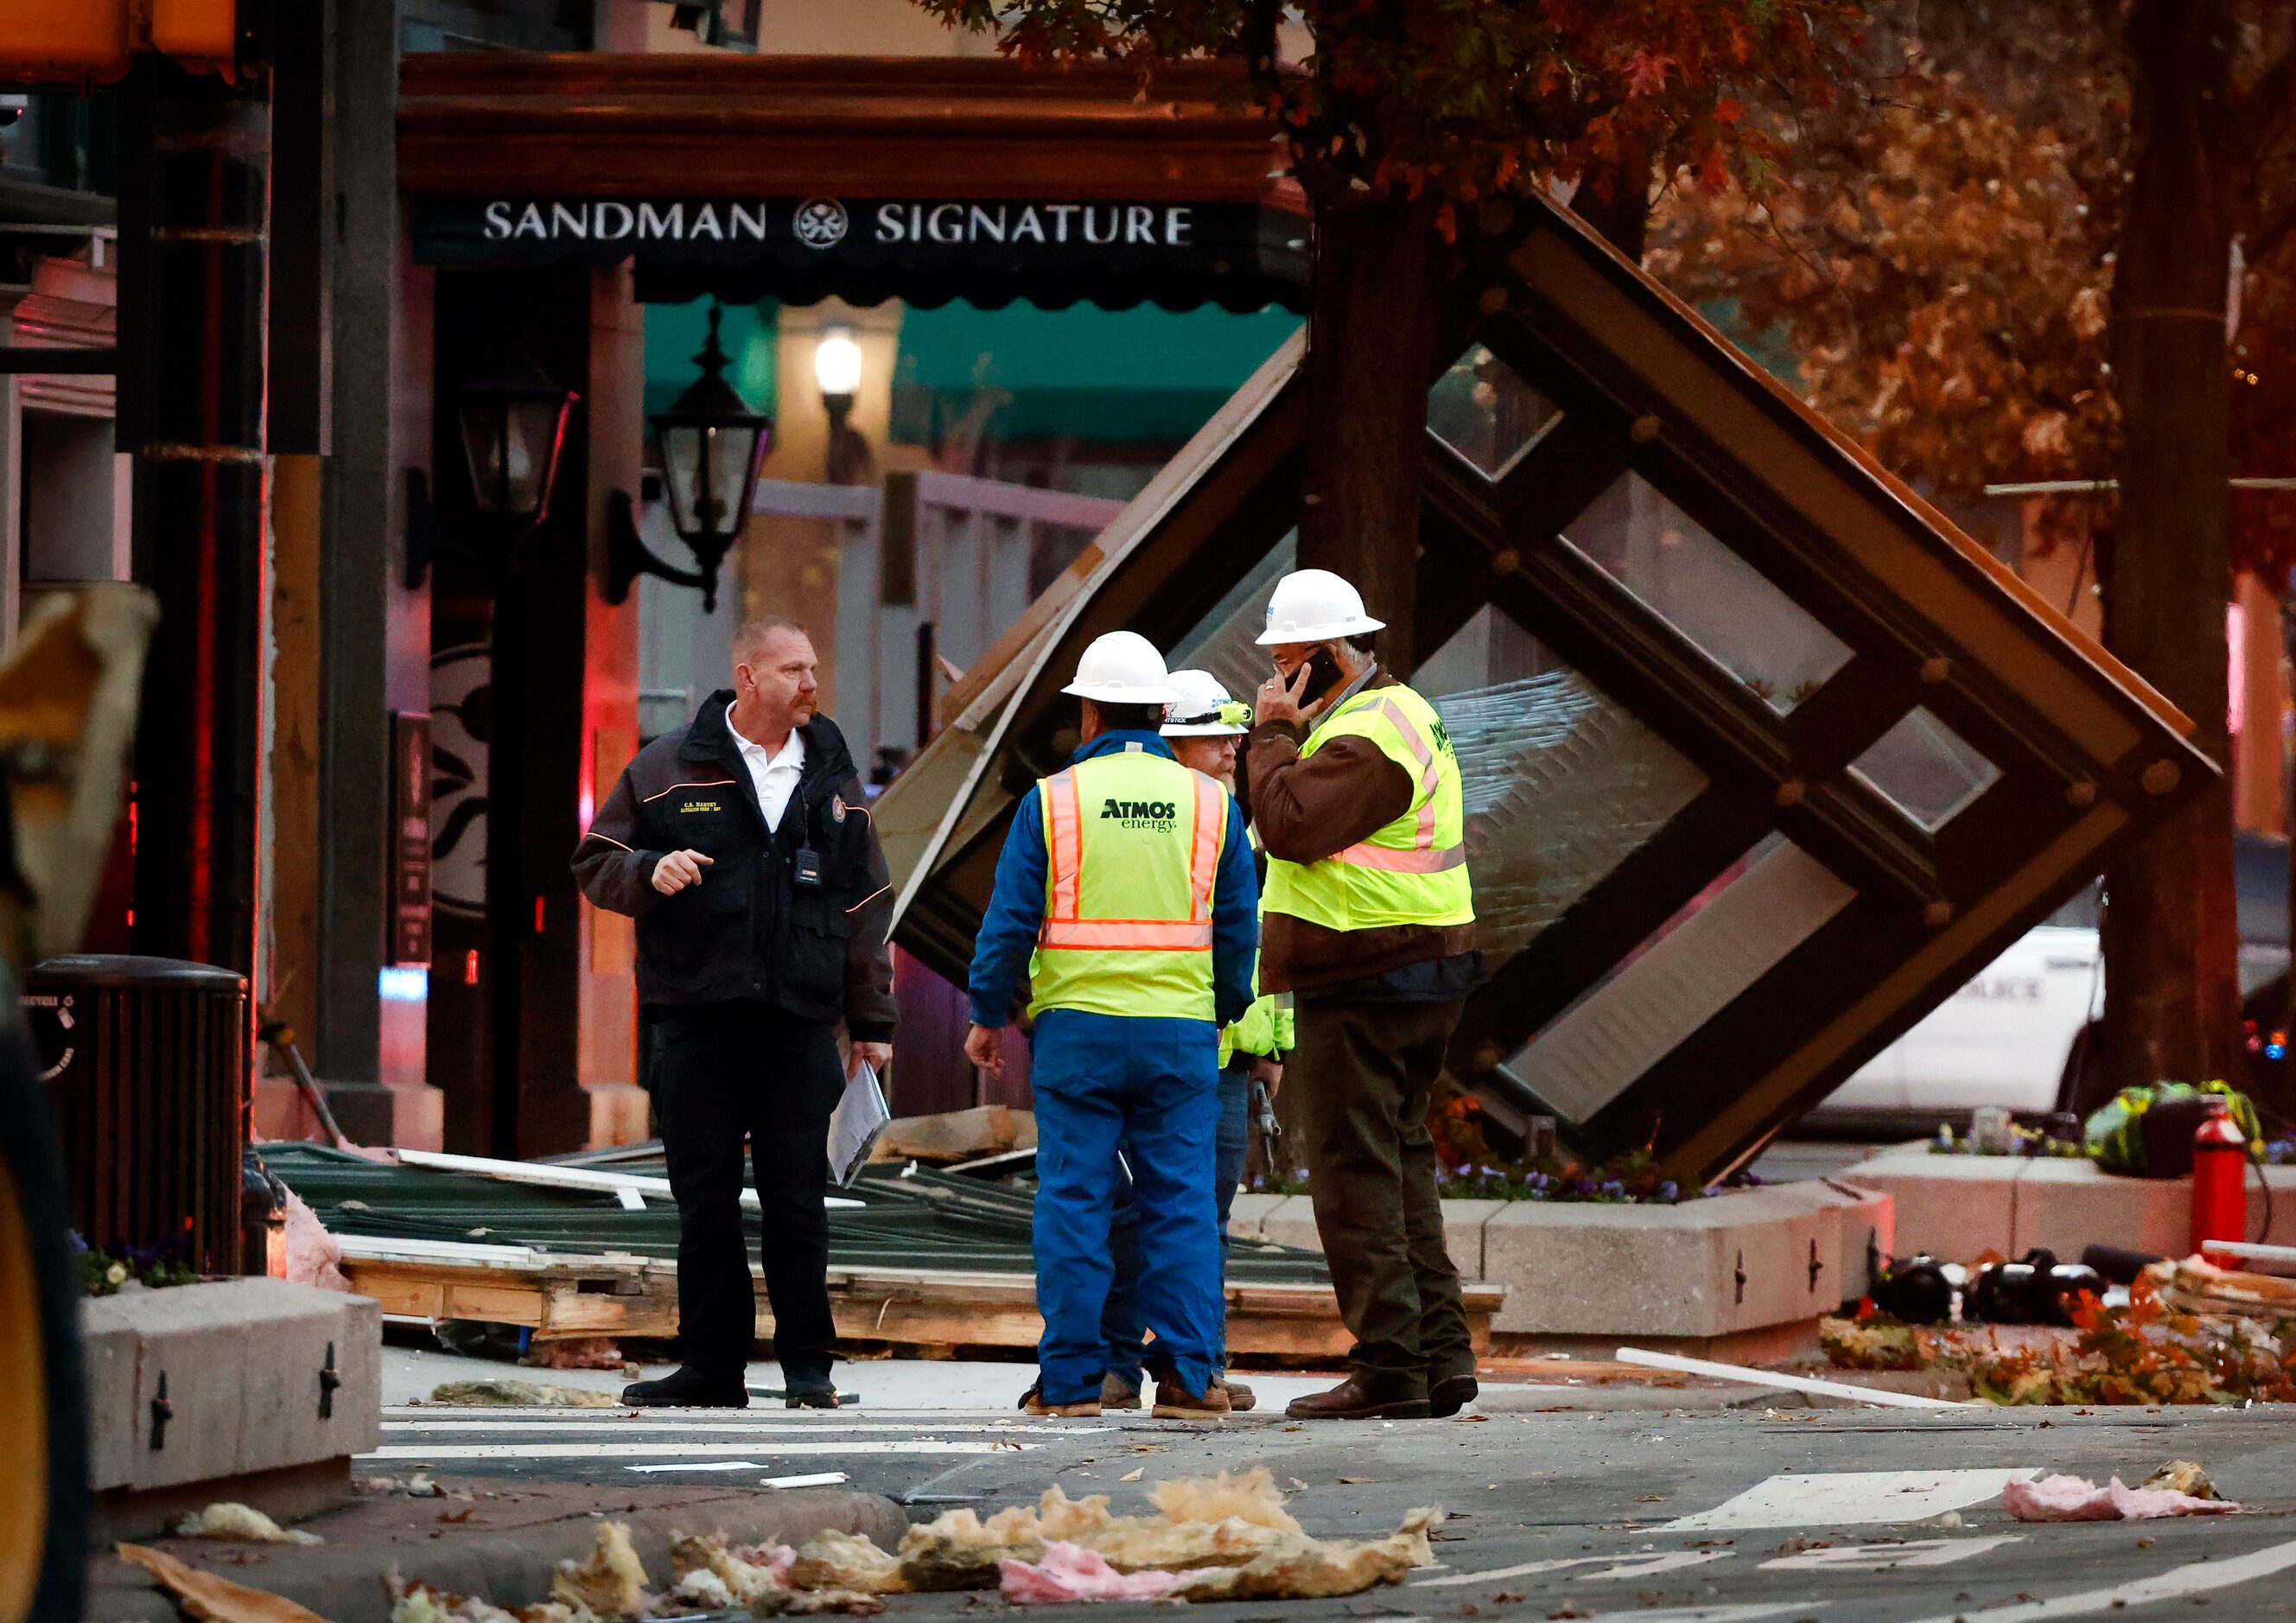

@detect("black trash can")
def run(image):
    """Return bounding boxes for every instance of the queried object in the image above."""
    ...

[23,955,248,1275]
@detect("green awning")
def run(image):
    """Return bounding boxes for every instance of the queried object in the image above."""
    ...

[891,300,1301,447]
[644,298,779,426]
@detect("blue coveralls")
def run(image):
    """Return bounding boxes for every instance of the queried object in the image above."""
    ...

[966,729,1258,1406]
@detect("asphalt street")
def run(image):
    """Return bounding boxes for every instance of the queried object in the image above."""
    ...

[367,1400,2296,1621]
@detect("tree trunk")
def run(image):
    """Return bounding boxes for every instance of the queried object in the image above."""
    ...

[1296,194,1447,674]
[2097,0,2243,1098]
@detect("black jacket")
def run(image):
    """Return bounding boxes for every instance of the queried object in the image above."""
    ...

[571,693,897,1039]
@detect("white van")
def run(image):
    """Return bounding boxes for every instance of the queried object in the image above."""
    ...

[1806,831,2288,1132]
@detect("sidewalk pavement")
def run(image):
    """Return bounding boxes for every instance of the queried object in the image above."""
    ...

[88,1480,903,1623]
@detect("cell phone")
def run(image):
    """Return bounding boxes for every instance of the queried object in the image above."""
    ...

[1301,647,1348,704]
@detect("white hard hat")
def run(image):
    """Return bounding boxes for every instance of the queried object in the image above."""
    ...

[1161,670,1248,737]
[1255,568,1386,646]
[1063,630,1179,705]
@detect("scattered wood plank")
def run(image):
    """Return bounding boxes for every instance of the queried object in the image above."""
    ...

[2151,1256,2296,1318]
[336,1251,1504,1359]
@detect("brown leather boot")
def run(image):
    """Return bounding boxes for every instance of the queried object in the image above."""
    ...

[1284,1376,1430,1420]
[1100,1374,1143,1410]
[1215,1374,1257,1412]
[1150,1381,1234,1419]
[1023,1391,1103,1417]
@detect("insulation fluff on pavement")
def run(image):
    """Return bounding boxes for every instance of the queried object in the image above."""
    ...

[2004,1473,2244,1522]
[890,1468,1436,1601]
[550,1522,653,1619]
[172,1501,324,1545]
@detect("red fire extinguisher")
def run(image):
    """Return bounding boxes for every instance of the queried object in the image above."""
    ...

[2191,1098,2250,1252]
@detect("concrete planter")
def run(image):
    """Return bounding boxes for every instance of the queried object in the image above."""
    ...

[1229,1182,1892,1351]
[1841,1143,2296,1262]
[81,1277,381,1498]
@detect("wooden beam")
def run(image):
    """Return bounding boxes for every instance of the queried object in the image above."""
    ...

[398,54,1302,206]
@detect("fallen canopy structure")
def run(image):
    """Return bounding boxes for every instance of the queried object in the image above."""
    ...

[879,193,2213,1187]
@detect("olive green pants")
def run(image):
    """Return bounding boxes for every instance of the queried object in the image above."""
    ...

[1294,997,1475,1388]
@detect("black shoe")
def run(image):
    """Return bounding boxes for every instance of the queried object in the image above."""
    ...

[621,1365,749,1408]
[785,1378,841,1410]
[1428,1374,1479,1417]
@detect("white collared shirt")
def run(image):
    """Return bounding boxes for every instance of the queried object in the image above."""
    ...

[727,703,805,832]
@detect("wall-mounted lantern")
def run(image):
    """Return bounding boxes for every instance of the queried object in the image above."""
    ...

[405,355,580,591]
[608,303,773,614]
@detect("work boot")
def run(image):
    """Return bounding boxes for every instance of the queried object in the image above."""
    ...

[1023,1390,1104,1418]
[1284,1375,1429,1420]
[1428,1374,1479,1418]
[783,1377,841,1410]
[1150,1380,1233,1420]
[1100,1373,1143,1410]
[1213,1374,1256,1412]
[621,1365,749,1409]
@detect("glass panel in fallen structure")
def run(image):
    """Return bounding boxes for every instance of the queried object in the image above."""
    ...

[1426,344,1561,481]
[1851,707,2002,832]
[1417,607,1708,972]
[1561,473,1853,714]
[1502,836,1856,1125]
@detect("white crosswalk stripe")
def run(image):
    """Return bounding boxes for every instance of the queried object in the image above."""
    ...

[1660,1468,2040,1531]
[362,1440,1041,1461]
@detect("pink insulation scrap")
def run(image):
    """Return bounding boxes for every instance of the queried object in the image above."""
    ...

[999,1544,1215,1605]
[283,1187,350,1292]
[2004,1473,2242,1522]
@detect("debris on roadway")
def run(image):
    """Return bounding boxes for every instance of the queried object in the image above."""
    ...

[2004,1471,2243,1521]
[171,1501,324,1544]
[550,1520,653,1616]
[426,1378,623,1408]
[118,1543,334,1623]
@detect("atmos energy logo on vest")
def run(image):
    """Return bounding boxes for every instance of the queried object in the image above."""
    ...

[1099,797,1179,830]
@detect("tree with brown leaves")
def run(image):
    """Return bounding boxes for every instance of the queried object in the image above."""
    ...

[908,0,1865,666]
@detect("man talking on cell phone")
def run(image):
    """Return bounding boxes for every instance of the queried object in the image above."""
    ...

[574,616,895,1410]
[1246,570,1481,1422]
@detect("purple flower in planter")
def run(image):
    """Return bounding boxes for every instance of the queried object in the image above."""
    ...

[1657,1181,1679,1202]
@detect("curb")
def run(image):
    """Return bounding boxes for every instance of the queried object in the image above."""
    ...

[87,1487,907,1623]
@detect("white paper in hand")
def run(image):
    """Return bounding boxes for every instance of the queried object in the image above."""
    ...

[827,1060,891,1186]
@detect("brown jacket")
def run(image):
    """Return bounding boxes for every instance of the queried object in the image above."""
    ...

[1245,671,1479,996]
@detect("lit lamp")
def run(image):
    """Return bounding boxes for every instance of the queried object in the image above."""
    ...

[815,322,869,486]
[607,302,773,614]
[403,355,579,591]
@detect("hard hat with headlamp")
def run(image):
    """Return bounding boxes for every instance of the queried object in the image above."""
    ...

[1062,630,1180,706]
[1161,669,1250,737]
[1255,568,1386,646]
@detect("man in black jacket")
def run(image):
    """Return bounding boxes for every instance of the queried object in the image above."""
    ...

[574,616,895,1409]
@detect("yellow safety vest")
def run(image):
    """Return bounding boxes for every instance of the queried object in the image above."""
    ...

[1027,748,1229,1022]
[1221,824,1291,1065]
[1261,682,1473,932]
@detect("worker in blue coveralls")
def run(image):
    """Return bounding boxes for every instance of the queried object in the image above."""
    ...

[964,630,1259,1418]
